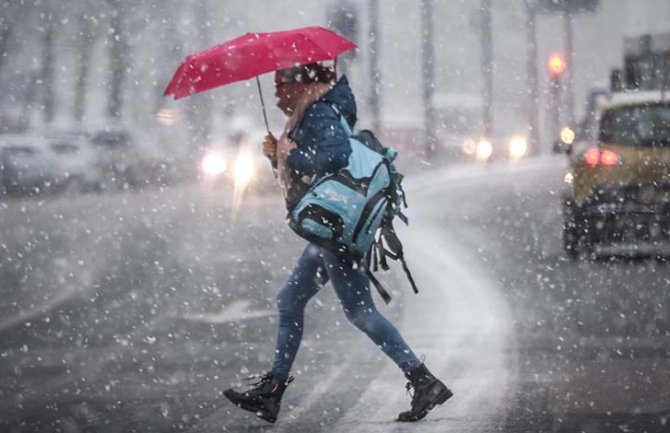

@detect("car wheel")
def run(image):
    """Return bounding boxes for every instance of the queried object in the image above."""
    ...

[3,183,18,196]
[580,221,596,260]
[63,177,85,195]
[563,202,580,260]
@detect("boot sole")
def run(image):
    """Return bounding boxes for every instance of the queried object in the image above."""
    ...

[431,387,453,409]
[418,385,453,414]
[397,387,453,422]
[223,390,277,424]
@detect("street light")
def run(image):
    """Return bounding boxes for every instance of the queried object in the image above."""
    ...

[547,53,566,151]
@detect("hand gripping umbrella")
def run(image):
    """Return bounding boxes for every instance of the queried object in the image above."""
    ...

[163,26,356,133]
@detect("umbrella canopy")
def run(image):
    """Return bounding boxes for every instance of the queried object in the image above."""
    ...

[163,26,356,100]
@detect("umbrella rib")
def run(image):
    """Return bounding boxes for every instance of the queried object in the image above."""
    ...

[163,26,357,100]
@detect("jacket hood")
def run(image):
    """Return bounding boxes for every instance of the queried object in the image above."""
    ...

[284,75,357,133]
[320,76,357,128]
[285,82,332,133]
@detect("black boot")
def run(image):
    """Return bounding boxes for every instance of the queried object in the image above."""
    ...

[223,373,293,423]
[397,364,452,422]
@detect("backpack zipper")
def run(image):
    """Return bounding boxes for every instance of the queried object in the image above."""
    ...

[352,189,388,243]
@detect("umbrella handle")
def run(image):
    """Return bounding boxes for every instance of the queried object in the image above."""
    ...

[255,76,277,178]
[256,76,270,134]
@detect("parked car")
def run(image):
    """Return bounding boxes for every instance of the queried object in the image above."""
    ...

[562,93,670,258]
[89,127,174,190]
[1,132,104,196]
[45,132,103,193]
[0,134,54,195]
[89,128,141,190]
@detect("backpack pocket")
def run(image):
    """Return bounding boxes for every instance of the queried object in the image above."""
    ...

[288,140,391,258]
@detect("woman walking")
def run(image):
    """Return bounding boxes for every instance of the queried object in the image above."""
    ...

[223,63,452,424]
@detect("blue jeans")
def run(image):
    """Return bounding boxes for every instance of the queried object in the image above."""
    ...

[270,243,421,380]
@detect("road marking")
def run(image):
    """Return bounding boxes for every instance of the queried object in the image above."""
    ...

[0,285,83,333]
[273,361,352,431]
[0,252,113,333]
[180,299,274,324]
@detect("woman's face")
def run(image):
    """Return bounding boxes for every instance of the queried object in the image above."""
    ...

[274,72,311,116]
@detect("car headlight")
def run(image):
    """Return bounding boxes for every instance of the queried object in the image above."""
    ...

[201,152,227,176]
[462,138,477,155]
[508,135,528,160]
[476,138,493,162]
[560,127,575,145]
[564,172,574,185]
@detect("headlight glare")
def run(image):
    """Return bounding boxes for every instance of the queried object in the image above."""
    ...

[201,152,226,176]
[234,151,256,186]
[508,135,528,160]
[476,138,493,162]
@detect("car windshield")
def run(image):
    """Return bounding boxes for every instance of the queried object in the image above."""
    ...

[3,146,38,156]
[599,104,670,147]
[91,131,131,148]
[51,142,80,154]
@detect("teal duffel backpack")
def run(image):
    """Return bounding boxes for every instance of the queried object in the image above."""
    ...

[287,106,417,303]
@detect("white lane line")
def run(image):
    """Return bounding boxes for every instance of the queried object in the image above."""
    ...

[179,299,274,324]
[188,343,354,433]
[273,361,352,431]
[0,253,112,333]
[0,285,84,332]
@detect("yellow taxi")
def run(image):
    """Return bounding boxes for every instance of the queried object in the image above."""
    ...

[562,93,670,258]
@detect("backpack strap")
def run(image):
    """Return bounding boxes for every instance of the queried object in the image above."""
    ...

[376,240,390,271]
[366,267,393,304]
[373,219,419,295]
[364,248,392,304]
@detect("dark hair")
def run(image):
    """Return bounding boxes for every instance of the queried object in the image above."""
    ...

[276,63,336,85]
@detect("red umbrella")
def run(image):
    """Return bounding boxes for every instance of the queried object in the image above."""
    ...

[163,26,356,131]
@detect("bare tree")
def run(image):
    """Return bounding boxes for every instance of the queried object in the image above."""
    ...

[0,2,42,131]
[156,0,185,110]
[105,0,130,121]
[74,13,95,122]
[0,19,13,76]
[20,70,40,131]
[368,0,381,133]
[0,1,29,76]
[421,0,436,156]
[480,0,493,138]
[39,12,56,124]
[185,0,214,146]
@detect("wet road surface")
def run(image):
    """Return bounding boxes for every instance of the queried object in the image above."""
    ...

[1,156,669,432]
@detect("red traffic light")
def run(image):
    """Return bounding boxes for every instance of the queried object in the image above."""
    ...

[547,53,567,78]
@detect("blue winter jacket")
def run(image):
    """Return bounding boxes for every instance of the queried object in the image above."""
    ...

[286,76,356,177]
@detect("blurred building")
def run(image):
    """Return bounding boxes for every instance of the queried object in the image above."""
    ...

[1,0,669,156]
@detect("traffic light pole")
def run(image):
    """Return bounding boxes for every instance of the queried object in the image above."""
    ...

[549,76,561,150]
[480,0,494,138]
[562,6,575,125]
[421,0,436,156]
[368,0,381,134]
[525,0,539,154]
